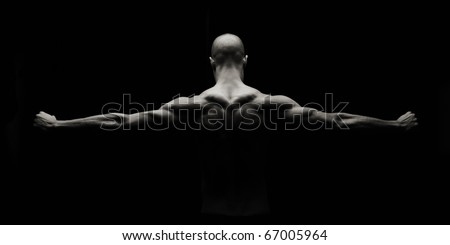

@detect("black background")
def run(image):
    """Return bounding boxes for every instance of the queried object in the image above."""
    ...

[2,5,447,224]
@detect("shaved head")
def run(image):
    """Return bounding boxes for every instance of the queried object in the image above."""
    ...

[211,33,245,63]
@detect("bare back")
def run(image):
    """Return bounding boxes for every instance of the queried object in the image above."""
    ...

[163,84,296,216]
[163,83,297,131]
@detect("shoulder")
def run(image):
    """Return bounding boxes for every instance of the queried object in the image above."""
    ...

[255,94,300,107]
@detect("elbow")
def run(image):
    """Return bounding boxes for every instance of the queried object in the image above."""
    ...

[332,113,353,130]
[102,113,127,130]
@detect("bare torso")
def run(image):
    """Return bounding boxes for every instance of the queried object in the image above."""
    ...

[164,83,277,216]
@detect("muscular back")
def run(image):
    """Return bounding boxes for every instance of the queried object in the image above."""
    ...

[162,84,298,132]
[161,84,297,216]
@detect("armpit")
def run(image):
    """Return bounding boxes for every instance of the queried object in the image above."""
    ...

[160,96,204,111]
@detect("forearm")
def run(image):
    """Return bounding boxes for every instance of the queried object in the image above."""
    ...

[55,113,123,130]
[53,109,174,130]
[336,113,400,129]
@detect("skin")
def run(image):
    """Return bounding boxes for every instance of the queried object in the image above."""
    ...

[34,33,418,216]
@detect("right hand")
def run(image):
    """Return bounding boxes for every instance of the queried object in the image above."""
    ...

[34,111,57,130]
[397,111,418,131]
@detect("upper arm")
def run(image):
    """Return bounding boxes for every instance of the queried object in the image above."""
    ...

[159,96,202,111]
[266,95,313,118]
[125,96,202,129]
[267,95,341,129]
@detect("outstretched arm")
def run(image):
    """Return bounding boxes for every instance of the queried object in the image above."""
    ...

[33,97,198,130]
[290,106,418,130]
[271,95,418,131]
[34,109,175,131]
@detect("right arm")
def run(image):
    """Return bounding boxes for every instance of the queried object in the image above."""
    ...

[269,95,418,131]
[290,107,417,130]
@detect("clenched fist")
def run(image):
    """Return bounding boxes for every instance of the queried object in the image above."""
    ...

[34,111,57,130]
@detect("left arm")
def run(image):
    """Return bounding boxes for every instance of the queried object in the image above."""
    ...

[33,109,175,131]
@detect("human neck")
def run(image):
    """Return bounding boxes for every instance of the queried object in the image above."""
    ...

[214,65,244,87]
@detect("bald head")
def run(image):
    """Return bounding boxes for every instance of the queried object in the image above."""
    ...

[210,33,246,65]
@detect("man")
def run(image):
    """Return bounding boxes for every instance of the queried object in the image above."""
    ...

[34,33,418,217]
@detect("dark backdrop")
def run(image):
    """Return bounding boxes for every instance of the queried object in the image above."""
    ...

[3,6,446,224]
